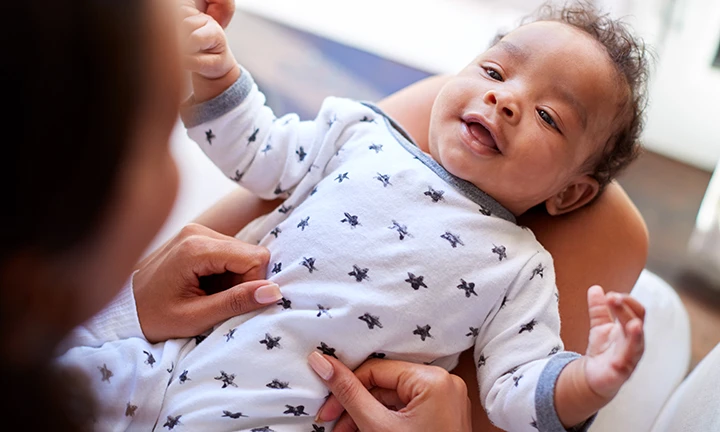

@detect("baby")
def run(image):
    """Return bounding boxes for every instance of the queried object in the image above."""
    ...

[58,2,650,431]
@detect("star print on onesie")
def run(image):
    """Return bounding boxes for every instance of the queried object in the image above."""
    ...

[205,129,215,145]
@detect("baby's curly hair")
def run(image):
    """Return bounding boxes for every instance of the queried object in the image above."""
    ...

[493,1,651,192]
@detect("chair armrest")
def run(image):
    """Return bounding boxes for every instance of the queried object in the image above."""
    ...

[650,341,720,432]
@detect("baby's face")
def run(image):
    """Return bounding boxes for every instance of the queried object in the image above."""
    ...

[428,21,624,216]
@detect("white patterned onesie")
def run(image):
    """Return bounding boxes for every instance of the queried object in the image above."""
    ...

[56,69,595,432]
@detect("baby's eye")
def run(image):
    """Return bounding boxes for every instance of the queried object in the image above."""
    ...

[537,109,558,130]
[484,68,503,81]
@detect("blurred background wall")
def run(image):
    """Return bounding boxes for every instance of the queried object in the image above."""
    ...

[237,0,720,170]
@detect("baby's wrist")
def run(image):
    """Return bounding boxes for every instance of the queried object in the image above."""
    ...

[576,356,613,403]
[554,357,610,428]
[191,63,241,103]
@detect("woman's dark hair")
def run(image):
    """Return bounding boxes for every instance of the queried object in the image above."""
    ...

[492,0,651,192]
[2,1,149,429]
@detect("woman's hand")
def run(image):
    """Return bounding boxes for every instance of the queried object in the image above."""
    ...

[308,352,472,432]
[133,223,281,343]
[182,0,236,29]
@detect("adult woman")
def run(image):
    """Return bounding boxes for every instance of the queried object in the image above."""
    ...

[2,1,646,431]
[5,0,282,429]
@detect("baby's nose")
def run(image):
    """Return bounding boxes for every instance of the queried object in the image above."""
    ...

[484,90,519,123]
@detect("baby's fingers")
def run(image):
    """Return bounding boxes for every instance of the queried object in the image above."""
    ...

[184,15,225,55]
[614,316,645,374]
[608,294,640,328]
[610,296,644,359]
[622,295,646,322]
[587,285,613,328]
[183,52,233,79]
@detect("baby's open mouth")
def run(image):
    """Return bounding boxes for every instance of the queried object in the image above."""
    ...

[463,120,500,154]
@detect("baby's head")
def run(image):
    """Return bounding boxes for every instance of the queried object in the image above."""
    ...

[428,1,650,216]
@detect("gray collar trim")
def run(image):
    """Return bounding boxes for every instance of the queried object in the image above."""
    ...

[361,102,517,224]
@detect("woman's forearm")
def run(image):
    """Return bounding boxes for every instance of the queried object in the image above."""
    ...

[192,187,281,236]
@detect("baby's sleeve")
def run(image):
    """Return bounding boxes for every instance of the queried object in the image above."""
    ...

[180,68,347,200]
[55,272,143,355]
[55,333,187,431]
[473,250,594,432]
[53,273,188,431]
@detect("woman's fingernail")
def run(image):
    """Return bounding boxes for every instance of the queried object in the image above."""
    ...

[314,407,326,423]
[254,283,282,304]
[308,352,334,380]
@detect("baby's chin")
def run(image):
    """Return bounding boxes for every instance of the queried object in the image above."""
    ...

[433,144,480,185]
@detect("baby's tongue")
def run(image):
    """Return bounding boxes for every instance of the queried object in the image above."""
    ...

[468,122,495,148]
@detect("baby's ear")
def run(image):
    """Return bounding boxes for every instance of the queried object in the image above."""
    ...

[544,175,600,216]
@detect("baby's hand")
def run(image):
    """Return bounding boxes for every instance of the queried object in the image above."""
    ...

[584,285,645,399]
[179,1,240,101]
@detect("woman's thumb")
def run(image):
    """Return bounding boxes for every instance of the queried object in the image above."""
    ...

[190,280,281,328]
[308,353,390,430]
[204,0,236,28]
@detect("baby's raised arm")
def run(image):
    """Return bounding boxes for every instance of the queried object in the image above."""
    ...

[179,3,240,103]
[476,248,645,431]
[178,5,338,200]
[553,286,645,427]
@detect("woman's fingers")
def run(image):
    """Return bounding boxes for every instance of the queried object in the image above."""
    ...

[179,279,280,332]
[369,387,405,411]
[316,394,344,423]
[219,240,271,281]
[174,224,271,287]
[316,381,405,425]
[175,232,270,281]
[179,0,235,29]
[134,223,277,342]
[203,0,236,28]
[207,0,235,29]
[309,353,395,429]
[311,355,471,432]
[332,411,360,432]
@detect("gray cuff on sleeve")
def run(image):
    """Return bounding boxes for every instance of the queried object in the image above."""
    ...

[536,352,597,432]
[180,66,254,128]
